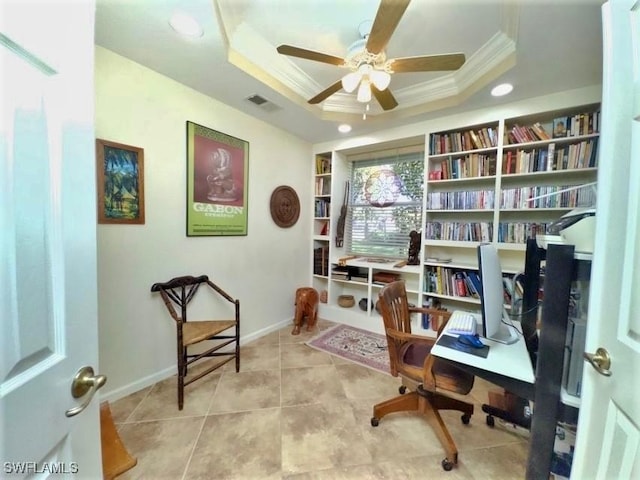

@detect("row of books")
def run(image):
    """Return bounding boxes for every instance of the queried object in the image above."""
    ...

[552,111,600,138]
[505,111,600,145]
[313,246,329,276]
[428,111,600,155]
[315,156,331,175]
[502,138,598,174]
[507,122,551,144]
[314,198,330,218]
[314,177,331,196]
[424,267,482,299]
[500,185,596,209]
[330,265,369,283]
[426,190,495,210]
[497,222,551,244]
[331,267,350,280]
[552,139,598,170]
[430,126,499,155]
[425,221,493,242]
[428,153,497,180]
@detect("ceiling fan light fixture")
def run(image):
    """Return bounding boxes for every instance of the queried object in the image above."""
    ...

[369,70,391,91]
[341,72,361,93]
[357,79,372,103]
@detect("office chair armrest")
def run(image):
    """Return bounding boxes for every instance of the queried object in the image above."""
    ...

[421,354,437,390]
[386,328,436,347]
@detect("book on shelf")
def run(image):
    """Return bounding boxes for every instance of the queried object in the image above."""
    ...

[349,276,368,283]
[469,130,482,149]
[314,198,330,217]
[425,256,452,263]
[428,170,442,181]
[372,272,401,284]
[553,117,568,138]
[454,272,468,297]
[313,246,329,276]
[547,143,556,171]
[466,271,482,298]
[315,156,331,174]
[552,111,600,138]
[531,122,551,140]
[315,177,331,195]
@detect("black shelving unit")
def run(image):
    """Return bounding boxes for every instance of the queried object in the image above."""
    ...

[522,238,585,480]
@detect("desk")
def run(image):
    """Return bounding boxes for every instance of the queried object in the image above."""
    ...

[432,243,581,480]
[432,318,535,401]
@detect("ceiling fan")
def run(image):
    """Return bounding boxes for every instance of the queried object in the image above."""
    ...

[276,0,466,111]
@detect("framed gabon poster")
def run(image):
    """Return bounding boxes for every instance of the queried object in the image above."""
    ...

[186,121,249,236]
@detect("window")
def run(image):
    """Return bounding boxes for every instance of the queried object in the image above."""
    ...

[346,149,424,258]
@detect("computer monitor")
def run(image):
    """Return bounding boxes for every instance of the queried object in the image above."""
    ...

[477,243,519,344]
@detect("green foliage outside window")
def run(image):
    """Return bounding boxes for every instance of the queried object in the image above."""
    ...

[347,153,424,258]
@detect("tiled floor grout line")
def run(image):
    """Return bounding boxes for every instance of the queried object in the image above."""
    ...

[122,382,155,424]
[112,323,530,479]
[180,415,208,480]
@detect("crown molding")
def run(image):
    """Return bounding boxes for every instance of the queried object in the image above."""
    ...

[217,3,520,118]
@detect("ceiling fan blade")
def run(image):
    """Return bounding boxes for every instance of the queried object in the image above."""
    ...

[277,45,345,66]
[308,81,343,104]
[366,0,411,55]
[391,53,466,73]
[372,86,398,111]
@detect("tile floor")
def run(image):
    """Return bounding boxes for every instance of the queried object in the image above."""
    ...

[110,320,529,480]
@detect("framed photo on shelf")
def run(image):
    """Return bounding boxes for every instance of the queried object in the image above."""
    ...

[95,139,145,224]
[186,121,249,236]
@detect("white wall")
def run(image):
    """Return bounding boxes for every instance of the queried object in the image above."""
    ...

[95,47,312,401]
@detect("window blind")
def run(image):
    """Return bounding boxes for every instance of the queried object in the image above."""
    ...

[345,150,424,258]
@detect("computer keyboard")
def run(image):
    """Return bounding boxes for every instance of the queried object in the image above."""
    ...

[447,312,477,335]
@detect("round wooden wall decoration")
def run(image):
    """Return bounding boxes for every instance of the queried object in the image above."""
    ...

[270,185,300,228]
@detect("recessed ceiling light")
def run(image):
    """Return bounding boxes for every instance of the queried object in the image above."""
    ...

[491,83,513,97]
[169,12,203,38]
[338,124,352,133]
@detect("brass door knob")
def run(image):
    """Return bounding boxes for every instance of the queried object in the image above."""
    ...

[583,348,612,377]
[65,366,107,417]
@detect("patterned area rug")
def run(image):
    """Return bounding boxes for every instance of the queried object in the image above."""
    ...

[306,324,390,375]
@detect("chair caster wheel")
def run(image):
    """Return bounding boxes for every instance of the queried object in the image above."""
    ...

[461,414,471,425]
[486,415,495,427]
[399,385,407,394]
[441,458,454,471]
[371,417,379,427]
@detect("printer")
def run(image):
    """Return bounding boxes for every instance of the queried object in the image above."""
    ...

[537,208,596,253]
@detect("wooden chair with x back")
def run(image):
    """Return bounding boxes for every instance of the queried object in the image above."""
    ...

[151,275,240,410]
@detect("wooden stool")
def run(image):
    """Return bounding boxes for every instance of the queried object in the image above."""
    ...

[100,402,137,479]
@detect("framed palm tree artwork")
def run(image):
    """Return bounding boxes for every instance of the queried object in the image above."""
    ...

[96,139,145,224]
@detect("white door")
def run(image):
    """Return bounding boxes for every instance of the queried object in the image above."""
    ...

[572,0,640,478]
[0,1,102,478]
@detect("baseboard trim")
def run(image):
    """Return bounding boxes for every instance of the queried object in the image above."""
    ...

[99,317,294,404]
